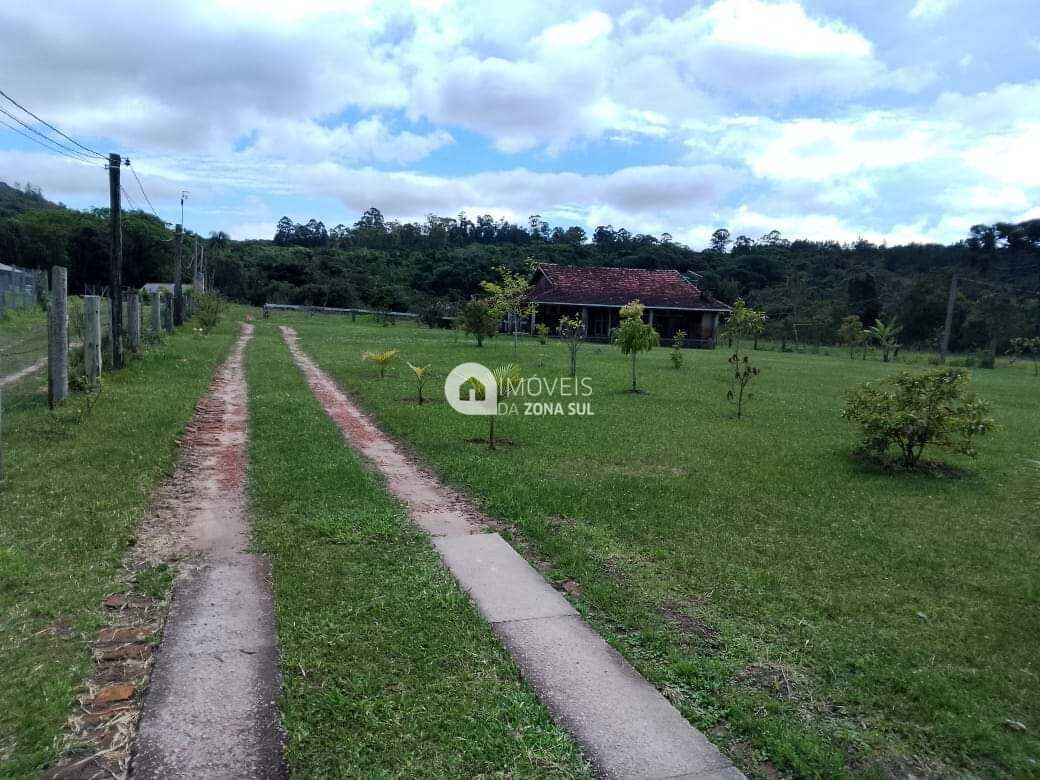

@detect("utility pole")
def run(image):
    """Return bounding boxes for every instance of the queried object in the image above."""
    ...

[939,274,957,363]
[108,153,125,369]
[174,190,189,326]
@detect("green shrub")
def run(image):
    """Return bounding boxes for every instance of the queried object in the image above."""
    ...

[670,330,686,369]
[193,293,224,334]
[842,368,993,469]
[535,323,550,345]
[461,298,498,347]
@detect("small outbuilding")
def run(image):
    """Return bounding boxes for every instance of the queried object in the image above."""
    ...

[527,263,730,346]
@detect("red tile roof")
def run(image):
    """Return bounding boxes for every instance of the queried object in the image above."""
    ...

[528,264,730,311]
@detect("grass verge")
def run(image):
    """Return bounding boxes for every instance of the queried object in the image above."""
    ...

[245,321,589,777]
[0,314,242,776]
[282,314,1039,778]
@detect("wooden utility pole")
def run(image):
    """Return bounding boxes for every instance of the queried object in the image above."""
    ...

[939,274,957,363]
[108,153,125,369]
[174,191,188,326]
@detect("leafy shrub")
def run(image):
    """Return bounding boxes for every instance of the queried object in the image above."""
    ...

[407,362,432,404]
[418,300,453,329]
[868,318,902,362]
[838,315,868,359]
[558,315,585,378]
[193,293,224,334]
[842,368,993,469]
[535,323,550,344]
[670,330,686,369]
[726,353,758,418]
[361,348,400,378]
[461,298,498,347]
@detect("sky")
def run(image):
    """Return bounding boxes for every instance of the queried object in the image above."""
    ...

[0,0,1037,248]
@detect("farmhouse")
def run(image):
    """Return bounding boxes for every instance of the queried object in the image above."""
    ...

[528,263,731,346]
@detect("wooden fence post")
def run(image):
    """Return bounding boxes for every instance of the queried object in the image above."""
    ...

[129,292,141,353]
[84,295,102,387]
[48,266,69,407]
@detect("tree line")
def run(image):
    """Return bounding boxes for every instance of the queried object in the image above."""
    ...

[1,182,1037,357]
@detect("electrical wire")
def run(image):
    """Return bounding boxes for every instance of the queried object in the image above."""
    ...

[0,108,99,164]
[0,87,106,159]
[126,160,162,221]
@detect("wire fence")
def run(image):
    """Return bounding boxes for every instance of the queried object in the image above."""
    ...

[0,263,45,315]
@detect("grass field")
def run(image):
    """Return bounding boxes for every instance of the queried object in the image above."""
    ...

[245,322,589,777]
[0,315,240,776]
[279,313,1039,778]
[0,307,48,383]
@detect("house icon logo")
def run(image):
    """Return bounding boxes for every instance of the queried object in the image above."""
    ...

[445,362,497,416]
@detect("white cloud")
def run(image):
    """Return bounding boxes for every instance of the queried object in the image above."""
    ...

[909,0,957,20]
[704,0,872,58]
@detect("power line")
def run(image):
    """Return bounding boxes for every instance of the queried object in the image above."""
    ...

[0,107,99,164]
[120,184,138,212]
[126,160,162,221]
[0,86,106,159]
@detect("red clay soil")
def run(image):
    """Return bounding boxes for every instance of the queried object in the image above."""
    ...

[280,326,483,536]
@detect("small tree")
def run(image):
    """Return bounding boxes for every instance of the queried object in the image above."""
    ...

[724,299,766,359]
[837,315,867,359]
[727,353,759,418]
[558,314,586,378]
[467,363,521,449]
[868,318,902,362]
[407,363,432,404]
[842,368,993,469]
[613,301,660,393]
[361,348,400,378]
[461,298,498,347]
[535,323,550,345]
[481,265,537,353]
[670,330,686,369]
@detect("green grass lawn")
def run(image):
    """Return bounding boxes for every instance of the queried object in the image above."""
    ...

[0,306,49,382]
[280,313,1040,778]
[0,314,241,777]
[245,321,589,777]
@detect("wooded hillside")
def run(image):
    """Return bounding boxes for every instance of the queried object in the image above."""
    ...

[2,185,1037,354]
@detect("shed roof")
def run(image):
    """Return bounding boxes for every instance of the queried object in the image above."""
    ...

[529,264,730,311]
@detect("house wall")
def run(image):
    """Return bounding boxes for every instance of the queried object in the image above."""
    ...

[533,303,719,347]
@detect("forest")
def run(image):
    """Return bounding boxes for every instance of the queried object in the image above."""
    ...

[2,181,1038,354]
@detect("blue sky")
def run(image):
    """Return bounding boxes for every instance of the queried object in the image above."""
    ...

[0,0,1037,247]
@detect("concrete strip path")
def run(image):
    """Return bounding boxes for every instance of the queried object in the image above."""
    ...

[133,323,287,779]
[280,326,743,780]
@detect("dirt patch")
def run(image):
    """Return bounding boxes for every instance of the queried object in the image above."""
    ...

[735,662,801,702]
[660,599,721,646]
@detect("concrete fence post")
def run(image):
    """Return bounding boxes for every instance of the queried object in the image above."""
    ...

[48,266,69,407]
[84,295,102,387]
[151,292,161,337]
[163,293,174,334]
[128,292,142,353]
